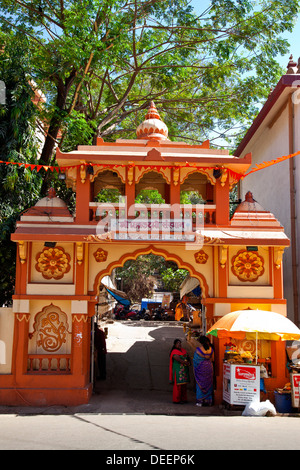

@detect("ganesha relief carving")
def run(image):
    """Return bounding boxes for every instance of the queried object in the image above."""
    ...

[231,249,264,282]
[35,246,71,280]
[30,304,70,353]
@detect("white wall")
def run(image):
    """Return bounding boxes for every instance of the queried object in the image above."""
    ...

[0,308,14,374]
[239,103,295,320]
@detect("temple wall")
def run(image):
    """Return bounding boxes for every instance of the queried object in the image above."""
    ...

[0,308,14,374]
[239,103,293,321]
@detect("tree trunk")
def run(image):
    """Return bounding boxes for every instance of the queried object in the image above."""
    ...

[40,74,76,195]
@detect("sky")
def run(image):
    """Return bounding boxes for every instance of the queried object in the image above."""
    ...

[190,0,300,69]
[278,16,300,68]
[187,1,300,147]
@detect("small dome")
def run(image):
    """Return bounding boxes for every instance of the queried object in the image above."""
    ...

[136,102,169,141]
[35,188,67,208]
[234,191,265,212]
[35,197,67,208]
[19,187,73,222]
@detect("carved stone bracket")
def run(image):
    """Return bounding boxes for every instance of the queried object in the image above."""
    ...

[219,245,228,268]
[18,241,27,264]
[220,168,228,187]
[76,242,84,265]
[173,167,180,186]
[127,164,134,185]
[274,246,285,269]
[80,161,86,184]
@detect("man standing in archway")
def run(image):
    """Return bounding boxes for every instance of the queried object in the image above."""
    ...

[94,324,107,380]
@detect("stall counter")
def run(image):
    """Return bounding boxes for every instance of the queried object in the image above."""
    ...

[290,372,300,408]
[223,362,260,405]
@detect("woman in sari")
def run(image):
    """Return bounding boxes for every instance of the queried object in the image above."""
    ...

[193,336,214,406]
[169,339,190,404]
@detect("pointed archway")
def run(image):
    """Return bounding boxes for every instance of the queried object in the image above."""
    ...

[90,245,209,300]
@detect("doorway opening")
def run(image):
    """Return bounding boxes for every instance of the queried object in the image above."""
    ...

[90,250,207,405]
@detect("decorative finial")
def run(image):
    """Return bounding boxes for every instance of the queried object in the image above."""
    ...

[287,54,297,74]
[136,101,169,141]
[245,191,255,203]
[144,101,161,120]
[47,187,56,199]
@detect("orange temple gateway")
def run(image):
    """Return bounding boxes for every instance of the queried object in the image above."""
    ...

[0,102,291,406]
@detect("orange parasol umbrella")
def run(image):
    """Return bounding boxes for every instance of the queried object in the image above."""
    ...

[207,309,300,342]
[207,309,300,364]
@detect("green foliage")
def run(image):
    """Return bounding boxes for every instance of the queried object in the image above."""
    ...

[115,254,188,302]
[180,191,205,204]
[0,32,42,305]
[160,267,189,292]
[0,0,298,172]
[135,190,165,204]
[95,188,122,203]
[60,111,97,152]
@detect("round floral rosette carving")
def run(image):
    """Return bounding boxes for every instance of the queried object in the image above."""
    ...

[231,249,264,282]
[194,250,208,264]
[35,246,71,280]
[93,248,108,262]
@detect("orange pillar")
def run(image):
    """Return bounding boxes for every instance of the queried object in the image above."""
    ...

[125,167,135,217]
[215,177,229,225]
[15,243,28,294]
[213,337,227,405]
[218,246,228,298]
[75,166,92,224]
[71,314,90,385]
[170,170,180,206]
[271,340,287,383]
[273,248,284,299]
[170,168,181,226]
[75,243,86,296]
[12,313,30,379]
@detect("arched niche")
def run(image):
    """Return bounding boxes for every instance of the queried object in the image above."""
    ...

[93,169,125,201]
[91,245,209,301]
[135,170,169,203]
[180,171,213,203]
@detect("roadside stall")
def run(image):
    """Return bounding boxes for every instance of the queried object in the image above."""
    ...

[286,344,300,409]
[291,373,300,408]
[207,309,300,408]
[223,362,260,406]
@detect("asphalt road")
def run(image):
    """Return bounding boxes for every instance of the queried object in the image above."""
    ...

[0,413,299,450]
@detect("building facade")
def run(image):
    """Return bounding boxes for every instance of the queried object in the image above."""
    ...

[0,102,290,406]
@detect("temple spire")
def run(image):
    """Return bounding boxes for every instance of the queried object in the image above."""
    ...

[136,101,169,141]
